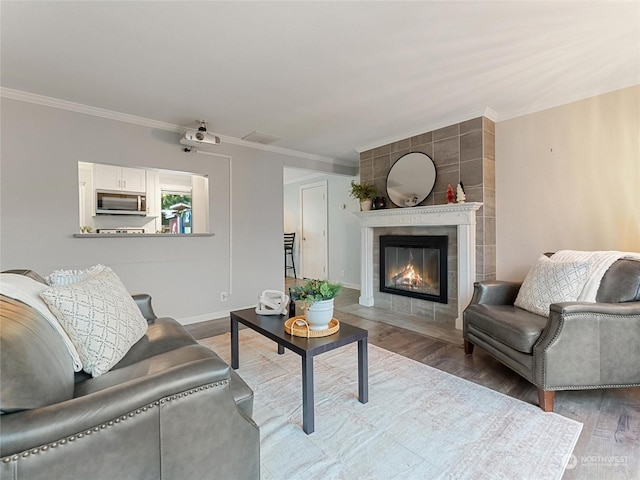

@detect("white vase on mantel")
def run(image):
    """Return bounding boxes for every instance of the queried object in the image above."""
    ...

[360,199,373,211]
[304,298,334,331]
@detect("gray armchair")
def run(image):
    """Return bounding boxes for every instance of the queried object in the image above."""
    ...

[463,257,640,412]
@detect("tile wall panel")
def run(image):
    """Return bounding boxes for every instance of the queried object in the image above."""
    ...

[360,116,496,322]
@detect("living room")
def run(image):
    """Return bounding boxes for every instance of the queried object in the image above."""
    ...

[1,2,639,479]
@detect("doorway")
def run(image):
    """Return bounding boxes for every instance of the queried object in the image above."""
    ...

[300,180,328,279]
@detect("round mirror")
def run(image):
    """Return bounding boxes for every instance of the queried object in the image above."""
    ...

[386,152,436,207]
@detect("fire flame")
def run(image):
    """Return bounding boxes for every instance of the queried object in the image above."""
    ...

[388,249,435,293]
[390,263,430,290]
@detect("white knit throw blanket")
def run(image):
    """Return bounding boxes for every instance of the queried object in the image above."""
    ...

[551,250,640,301]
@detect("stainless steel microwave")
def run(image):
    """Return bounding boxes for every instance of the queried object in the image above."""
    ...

[95,190,147,215]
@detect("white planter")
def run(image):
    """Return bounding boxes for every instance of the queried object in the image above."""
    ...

[360,199,373,211]
[304,298,334,331]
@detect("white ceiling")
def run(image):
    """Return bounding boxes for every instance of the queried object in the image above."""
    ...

[2,1,638,164]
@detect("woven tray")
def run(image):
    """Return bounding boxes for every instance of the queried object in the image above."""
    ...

[284,315,340,338]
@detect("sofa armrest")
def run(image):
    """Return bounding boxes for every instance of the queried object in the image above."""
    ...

[533,301,640,389]
[132,293,157,322]
[470,281,522,305]
[536,301,640,352]
[0,345,229,457]
[550,301,640,316]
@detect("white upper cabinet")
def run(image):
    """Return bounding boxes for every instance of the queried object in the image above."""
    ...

[121,167,146,192]
[94,164,146,192]
[145,170,161,231]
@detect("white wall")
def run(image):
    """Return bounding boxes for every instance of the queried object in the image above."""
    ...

[283,174,361,287]
[496,85,640,280]
[0,97,355,323]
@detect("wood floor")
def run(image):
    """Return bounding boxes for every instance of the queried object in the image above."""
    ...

[185,282,640,480]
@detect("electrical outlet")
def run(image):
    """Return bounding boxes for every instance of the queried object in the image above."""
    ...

[220,291,228,301]
[340,270,345,278]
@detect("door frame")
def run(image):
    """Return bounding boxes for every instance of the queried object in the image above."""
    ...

[299,180,328,280]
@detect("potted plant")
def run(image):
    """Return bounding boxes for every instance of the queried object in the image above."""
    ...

[290,279,342,331]
[349,181,377,211]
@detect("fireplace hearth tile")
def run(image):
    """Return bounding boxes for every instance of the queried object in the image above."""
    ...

[391,294,412,315]
[434,300,458,325]
[411,301,437,322]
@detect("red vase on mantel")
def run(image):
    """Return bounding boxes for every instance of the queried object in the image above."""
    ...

[446,184,456,204]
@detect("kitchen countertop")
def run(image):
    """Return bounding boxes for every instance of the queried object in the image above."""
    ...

[73,233,214,238]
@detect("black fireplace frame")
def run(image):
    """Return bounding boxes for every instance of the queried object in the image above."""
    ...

[379,235,448,304]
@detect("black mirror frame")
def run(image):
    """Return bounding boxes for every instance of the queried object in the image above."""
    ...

[386,152,437,208]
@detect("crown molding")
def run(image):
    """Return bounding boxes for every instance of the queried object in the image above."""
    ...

[483,107,499,122]
[218,132,349,165]
[0,87,351,166]
[1,88,182,132]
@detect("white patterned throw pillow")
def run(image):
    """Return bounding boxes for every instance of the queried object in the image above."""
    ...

[46,264,107,286]
[40,267,147,377]
[514,255,590,317]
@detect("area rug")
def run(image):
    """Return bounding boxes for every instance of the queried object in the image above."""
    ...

[201,330,582,480]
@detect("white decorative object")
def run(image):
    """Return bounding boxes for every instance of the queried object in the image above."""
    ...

[354,203,482,330]
[456,184,466,203]
[404,194,419,207]
[47,264,107,286]
[40,268,148,377]
[514,255,590,317]
[360,199,373,211]
[550,250,640,301]
[304,298,334,331]
[255,290,290,315]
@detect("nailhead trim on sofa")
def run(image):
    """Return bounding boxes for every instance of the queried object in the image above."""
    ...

[1,380,229,464]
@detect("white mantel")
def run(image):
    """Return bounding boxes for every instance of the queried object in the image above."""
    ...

[354,202,482,330]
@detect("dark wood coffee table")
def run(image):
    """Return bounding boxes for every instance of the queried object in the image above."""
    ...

[230,307,368,434]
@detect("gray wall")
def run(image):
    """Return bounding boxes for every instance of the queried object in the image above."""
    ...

[0,97,355,323]
[283,174,360,288]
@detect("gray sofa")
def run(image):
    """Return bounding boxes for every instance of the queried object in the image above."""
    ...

[0,270,259,479]
[463,258,640,412]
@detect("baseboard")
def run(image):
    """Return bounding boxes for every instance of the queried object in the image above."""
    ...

[177,304,256,325]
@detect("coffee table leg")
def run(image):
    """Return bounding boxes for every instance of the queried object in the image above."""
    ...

[278,344,285,355]
[358,338,368,404]
[302,354,314,434]
[231,317,239,369]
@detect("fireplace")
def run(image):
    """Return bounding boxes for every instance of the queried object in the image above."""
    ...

[356,203,481,329]
[379,235,448,304]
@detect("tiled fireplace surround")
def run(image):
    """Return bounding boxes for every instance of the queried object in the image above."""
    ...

[358,117,496,328]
